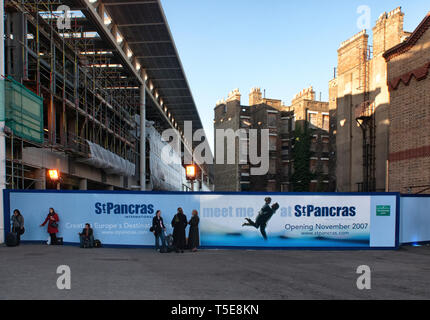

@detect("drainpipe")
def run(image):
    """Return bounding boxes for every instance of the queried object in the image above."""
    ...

[0,0,6,243]
[139,69,146,191]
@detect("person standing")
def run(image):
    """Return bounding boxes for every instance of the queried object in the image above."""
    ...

[11,209,24,245]
[188,210,200,252]
[152,210,167,251]
[40,208,59,245]
[171,207,187,253]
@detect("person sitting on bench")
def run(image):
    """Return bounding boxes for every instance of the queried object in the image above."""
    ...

[79,223,94,248]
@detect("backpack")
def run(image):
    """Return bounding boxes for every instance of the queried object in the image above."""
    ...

[94,239,102,248]
[6,232,17,247]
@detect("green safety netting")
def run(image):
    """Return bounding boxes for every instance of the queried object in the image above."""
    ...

[1,77,43,143]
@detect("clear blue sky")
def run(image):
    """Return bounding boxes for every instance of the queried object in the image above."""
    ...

[161,0,429,150]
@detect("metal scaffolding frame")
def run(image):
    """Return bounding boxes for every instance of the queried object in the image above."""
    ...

[3,0,213,190]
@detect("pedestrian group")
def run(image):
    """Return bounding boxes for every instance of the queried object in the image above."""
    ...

[9,206,200,252]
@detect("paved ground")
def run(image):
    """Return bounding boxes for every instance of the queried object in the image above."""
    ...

[1,243,430,300]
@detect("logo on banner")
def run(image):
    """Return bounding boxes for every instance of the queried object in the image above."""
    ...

[95,202,154,215]
[376,205,391,217]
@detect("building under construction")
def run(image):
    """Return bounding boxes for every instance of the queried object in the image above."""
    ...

[2,0,213,191]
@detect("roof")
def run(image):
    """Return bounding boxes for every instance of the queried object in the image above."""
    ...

[65,0,206,138]
[105,0,203,129]
[384,12,430,61]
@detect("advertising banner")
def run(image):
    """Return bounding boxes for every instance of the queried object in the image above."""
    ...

[5,191,199,246]
[4,191,399,249]
[200,194,398,248]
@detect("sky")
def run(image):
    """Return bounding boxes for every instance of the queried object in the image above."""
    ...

[161,0,430,151]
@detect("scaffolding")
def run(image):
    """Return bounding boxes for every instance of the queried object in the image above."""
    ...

[3,0,213,191]
[4,0,137,188]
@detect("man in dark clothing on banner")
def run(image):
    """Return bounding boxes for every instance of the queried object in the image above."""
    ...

[242,197,280,240]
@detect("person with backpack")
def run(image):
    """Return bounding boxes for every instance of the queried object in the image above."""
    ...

[78,223,94,248]
[152,210,167,252]
[11,209,24,245]
[40,208,60,245]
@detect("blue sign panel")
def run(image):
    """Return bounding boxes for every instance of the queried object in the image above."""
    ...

[3,190,399,249]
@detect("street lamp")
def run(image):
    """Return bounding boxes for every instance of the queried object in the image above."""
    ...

[48,169,60,190]
[185,164,197,191]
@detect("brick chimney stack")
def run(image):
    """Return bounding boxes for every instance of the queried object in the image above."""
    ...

[249,87,262,106]
[373,7,405,57]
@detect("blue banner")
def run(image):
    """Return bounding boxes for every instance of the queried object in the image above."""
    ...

[3,190,399,249]
[199,194,398,248]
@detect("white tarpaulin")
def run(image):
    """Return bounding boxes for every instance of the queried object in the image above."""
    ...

[80,140,135,177]
[147,125,184,191]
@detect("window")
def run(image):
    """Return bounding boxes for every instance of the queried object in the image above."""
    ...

[267,181,277,192]
[281,118,290,133]
[241,119,251,127]
[310,159,317,173]
[281,183,289,192]
[309,182,317,192]
[268,113,277,127]
[323,163,329,174]
[309,113,318,127]
[241,183,250,191]
[323,115,329,131]
[269,159,277,174]
[269,136,277,151]
[282,164,290,177]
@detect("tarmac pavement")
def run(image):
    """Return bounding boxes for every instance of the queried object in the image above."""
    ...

[0,243,429,300]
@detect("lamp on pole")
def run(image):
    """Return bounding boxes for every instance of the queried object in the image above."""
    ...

[48,169,60,190]
[185,164,197,192]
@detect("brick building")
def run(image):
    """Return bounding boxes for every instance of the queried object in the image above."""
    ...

[383,12,430,194]
[213,87,332,192]
[330,7,411,192]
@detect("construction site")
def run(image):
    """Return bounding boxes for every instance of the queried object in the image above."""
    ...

[1,0,213,191]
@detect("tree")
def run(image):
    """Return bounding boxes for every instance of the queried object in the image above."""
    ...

[291,122,314,192]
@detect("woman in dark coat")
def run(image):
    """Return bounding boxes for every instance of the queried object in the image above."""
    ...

[40,208,59,245]
[188,210,200,252]
[11,209,24,245]
[171,207,187,253]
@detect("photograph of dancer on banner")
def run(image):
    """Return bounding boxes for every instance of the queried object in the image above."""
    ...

[242,197,280,240]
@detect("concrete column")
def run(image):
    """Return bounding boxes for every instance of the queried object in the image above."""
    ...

[48,96,56,144]
[139,70,146,191]
[35,169,46,190]
[79,178,87,190]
